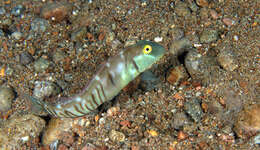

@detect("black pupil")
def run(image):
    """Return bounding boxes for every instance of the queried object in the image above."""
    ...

[146,48,150,51]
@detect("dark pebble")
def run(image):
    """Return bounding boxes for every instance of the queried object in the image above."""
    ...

[19,51,34,65]
[184,98,203,122]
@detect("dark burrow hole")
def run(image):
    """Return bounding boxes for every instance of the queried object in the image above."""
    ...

[1,26,13,36]
[177,50,189,65]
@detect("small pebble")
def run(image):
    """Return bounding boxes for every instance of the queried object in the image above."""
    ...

[217,50,238,71]
[11,31,22,40]
[171,112,190,129]
[33,57,50,72]
[210,9,219,19]
[53,50,66,63]
[109,130,125,142]
[168,27,184,41]
[167,65,189,85]
[184,98,203,122]
[19,51,34,65]
[71,27,87,42]
[0,6,6,15]
[0,29,5,37]
[254,133,260,144]
[33,81,61,99]
[200,30,218,43]
[196,0,209,7]
[41,2,72,22]
[223,18,235,26]
[0,87,15,112]
[107,106,120,116]
[106,31,116,45]
[30,18,49,33]
[147,130,158,137]
[154,36,163,42]
[11,5,24,16]
[175,2,191,18]
[177,131,188,141]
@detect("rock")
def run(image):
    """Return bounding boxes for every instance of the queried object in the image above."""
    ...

[210,9,220,19]
[0,29,4,37]
[171,112,190,129]
[254,133,260,144]
[139,70,160,91]
[0,114,45,149]
[0,6,6,15]
[41,2,73,22]
[184,50,221,85]
[33,81,61,99]
[233,104,260,138]
[33,57,50,72]
[184,98,203,122]
[217,49,238,71]
[19,51,34,65]
[196,0,209,7]
[11,31,22,40]
[0,86,15,112]
[175,2,191,18]
[168,27,184,41]
[167,65,189,86]
[169,38,192,55]
[71,27,87,42]
[53,50,67,63]
[30,18,49,33]
[109,130,125,142]
[223,18,235,26]
[200,30,218,43]
[11,5,24,16]
[42,118,73,145]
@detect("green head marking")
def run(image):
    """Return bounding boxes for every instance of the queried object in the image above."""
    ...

[133,40,166,72]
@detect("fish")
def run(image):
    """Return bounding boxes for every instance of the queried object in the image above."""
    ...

[28,40,166,118]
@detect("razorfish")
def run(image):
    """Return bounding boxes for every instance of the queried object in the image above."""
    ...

[29,40,166,118]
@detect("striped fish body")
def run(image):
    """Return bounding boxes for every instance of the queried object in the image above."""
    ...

[33,40,165,117]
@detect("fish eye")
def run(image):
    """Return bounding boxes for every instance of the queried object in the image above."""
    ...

[143,45,152,54]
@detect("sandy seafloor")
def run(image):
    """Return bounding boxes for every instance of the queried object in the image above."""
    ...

[0,0,259,149]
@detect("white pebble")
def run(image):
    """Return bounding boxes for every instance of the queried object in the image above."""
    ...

[154,36,163,42]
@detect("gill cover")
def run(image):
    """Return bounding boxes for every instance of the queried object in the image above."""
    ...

[133,40,165,72]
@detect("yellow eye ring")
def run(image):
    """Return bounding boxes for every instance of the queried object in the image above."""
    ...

[143,45,152,54]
